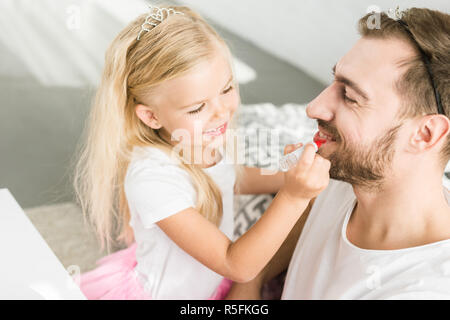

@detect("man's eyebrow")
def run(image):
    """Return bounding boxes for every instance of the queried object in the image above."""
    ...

[332,64,369,101]
[179,76,234,110]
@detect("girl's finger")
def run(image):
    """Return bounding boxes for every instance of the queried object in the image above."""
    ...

[309,154,331,180]
[283,143,303,156]
[294,143,316,170]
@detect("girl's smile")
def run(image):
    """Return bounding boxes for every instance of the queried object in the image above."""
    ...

[203,122,228,137]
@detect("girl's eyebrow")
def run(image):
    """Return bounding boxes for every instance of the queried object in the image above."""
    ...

[179,75,234,110]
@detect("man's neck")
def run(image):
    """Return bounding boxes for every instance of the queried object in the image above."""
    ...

[347,172,450,250]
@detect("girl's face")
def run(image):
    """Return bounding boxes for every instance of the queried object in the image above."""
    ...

[136,47,240,160]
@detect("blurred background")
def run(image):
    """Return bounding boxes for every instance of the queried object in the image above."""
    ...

[0,0,449,270]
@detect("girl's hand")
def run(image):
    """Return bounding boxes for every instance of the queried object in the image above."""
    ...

[279,142,330,204]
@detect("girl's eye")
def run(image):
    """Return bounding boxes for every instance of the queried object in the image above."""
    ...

[188,103,205,115]
[223,84,234,94]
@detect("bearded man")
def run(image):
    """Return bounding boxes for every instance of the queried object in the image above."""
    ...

[228,7,450,299]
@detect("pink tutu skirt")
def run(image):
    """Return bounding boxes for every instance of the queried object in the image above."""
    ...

[79,242,232,300]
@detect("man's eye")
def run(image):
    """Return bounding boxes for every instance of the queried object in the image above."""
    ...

[342,88,357,104]
[188,103,205,115]
[344,95,357,104]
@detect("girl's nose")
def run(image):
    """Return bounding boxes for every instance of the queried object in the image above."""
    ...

[211,98,228,118]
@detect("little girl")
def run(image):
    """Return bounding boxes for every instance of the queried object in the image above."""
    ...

[74,5,330,300]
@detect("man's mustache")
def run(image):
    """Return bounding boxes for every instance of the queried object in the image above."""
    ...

[317,119,340,141]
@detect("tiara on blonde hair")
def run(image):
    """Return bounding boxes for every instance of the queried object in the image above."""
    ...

[136,4,184,40]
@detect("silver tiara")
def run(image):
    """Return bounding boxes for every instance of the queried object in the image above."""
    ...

[387,5,404,21]
[137,4,184,41]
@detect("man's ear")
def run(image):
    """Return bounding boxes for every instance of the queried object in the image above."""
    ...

[135,104,162,130]
[410,115,450,151]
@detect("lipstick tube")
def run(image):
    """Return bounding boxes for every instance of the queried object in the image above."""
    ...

[279,140,325,172]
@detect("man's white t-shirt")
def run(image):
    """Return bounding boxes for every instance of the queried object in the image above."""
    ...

[282,179,450,299]
[124,146,235,299]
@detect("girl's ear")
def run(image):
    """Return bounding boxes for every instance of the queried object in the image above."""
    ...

[135,104,163,130]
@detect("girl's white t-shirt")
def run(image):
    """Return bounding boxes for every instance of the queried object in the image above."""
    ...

[282,179,450,300]
[124,146,236,299]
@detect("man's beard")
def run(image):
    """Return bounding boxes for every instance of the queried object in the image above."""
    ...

[317,120,402,192]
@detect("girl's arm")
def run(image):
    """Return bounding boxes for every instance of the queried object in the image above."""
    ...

[157,191,309,283]
[235,166,284,195]
[225,197,316,299]
[157,143,330,283]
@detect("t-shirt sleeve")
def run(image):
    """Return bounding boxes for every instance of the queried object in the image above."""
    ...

[125,162,197,228]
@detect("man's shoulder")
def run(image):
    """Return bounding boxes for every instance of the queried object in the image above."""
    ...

[384,255,450,299]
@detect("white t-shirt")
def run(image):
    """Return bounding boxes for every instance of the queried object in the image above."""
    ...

[282,179,450,300]
[124,146,235,299]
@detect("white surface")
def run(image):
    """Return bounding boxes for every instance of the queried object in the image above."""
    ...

[177,0,450,84]
[0,189,86,300]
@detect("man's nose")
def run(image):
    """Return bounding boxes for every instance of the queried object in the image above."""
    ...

[306,83,338,122]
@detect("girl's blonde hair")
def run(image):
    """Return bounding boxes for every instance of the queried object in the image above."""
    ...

[73,5,244,252]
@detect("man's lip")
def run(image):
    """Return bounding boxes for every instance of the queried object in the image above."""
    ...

[318,126,337,141]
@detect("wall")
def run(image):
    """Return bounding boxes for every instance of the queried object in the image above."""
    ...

[175,0,450,84]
